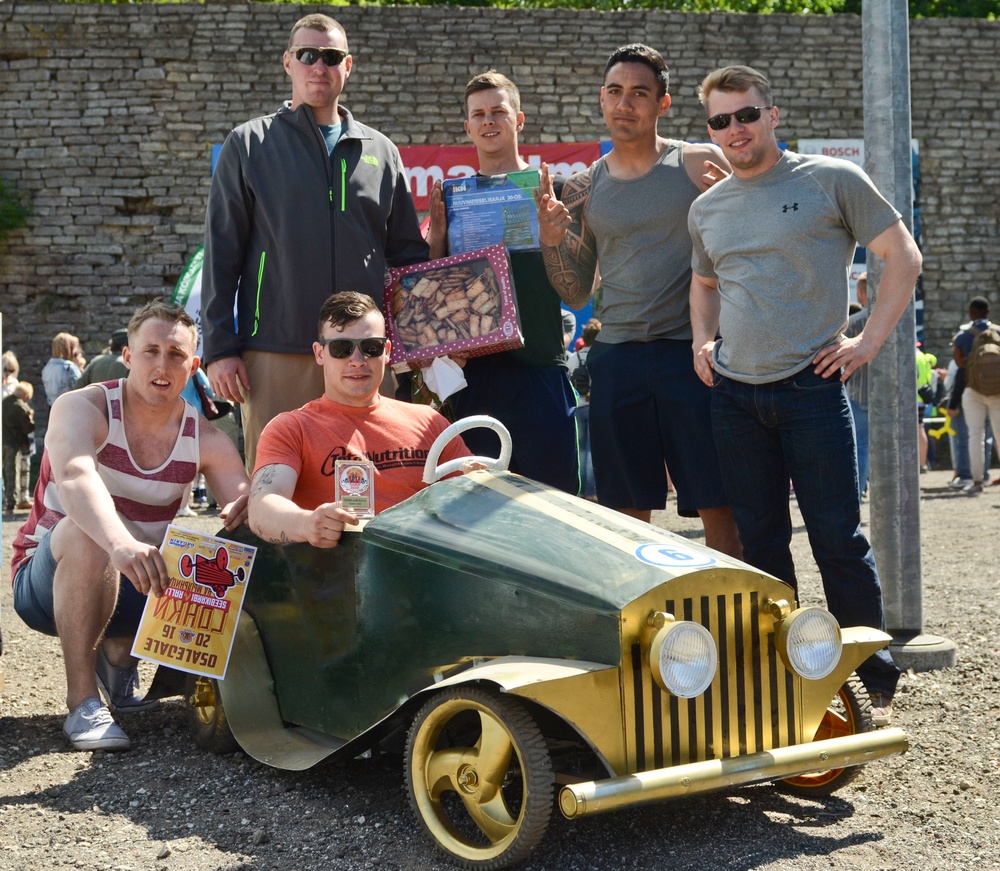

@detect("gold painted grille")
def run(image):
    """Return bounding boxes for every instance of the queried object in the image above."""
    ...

[626,590,802,773]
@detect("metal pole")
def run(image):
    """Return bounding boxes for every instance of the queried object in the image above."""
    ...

[862,0,955,670]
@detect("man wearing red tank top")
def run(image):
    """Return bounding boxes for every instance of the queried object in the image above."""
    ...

[11,301,250,752]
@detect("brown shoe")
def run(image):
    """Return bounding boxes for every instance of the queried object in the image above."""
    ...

[16,501,32,510]
[870,693,893,727]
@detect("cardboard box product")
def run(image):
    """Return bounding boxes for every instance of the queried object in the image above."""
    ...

[385,244,522,369]
[443,169,541,254]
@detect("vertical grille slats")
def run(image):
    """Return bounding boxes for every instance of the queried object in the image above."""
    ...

[629,589,799,772]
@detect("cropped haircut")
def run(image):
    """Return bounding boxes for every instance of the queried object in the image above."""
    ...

[288,13,347,50]
[698,65,774,109]
[969,296,990,318]
[318,292,382,335]
[604,44,669,98]
[50,332,80,361]
[464,70,521,115]
[128,300,198,349]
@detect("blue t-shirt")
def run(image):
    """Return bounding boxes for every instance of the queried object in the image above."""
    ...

[319,123,344,157]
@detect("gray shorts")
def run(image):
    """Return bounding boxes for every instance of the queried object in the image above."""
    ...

[13,526,147,638]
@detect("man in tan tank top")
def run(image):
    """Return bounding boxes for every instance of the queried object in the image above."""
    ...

[536,44,740,558]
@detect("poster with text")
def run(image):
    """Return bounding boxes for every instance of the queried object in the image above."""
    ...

[131,526,257,680]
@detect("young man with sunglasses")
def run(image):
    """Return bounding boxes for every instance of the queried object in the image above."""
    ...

[687,65,923,727]
[424,71,580,495]
[536,44,741,558]
[202,13,427,474]
[248,293,471,548]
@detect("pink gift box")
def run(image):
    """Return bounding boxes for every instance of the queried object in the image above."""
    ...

[384,244,523,369]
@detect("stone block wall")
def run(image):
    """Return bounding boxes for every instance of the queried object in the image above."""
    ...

[1,2,998,389]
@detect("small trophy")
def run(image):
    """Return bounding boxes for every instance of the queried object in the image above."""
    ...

[335,460,376,519]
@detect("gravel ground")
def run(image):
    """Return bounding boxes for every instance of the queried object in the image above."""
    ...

[1,468,998,871]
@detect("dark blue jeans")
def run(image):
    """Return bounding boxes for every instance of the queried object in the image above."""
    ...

[711,367,899,699]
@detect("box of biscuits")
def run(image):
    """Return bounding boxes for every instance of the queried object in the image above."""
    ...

[384,244,523,369]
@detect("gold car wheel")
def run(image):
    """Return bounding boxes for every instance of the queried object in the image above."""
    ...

[185,673,239,755]
[405,687,554,870]
[780,672,873,796]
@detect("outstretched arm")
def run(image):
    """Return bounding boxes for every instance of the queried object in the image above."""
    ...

[198,422,251,530]
[249,463,357,548]
[535,163,598,309]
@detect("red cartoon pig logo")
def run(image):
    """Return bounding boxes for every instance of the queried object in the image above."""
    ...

[178,547,246,599]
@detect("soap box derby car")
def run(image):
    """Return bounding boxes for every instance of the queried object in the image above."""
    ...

[150,418,908,870]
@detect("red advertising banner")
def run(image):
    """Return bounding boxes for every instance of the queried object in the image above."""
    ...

[399,142,601,211]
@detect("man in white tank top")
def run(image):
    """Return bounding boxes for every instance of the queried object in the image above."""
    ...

[11,301,250,751]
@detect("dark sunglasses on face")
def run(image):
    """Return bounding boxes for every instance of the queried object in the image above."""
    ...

[289,46,348,67]
[317,337,387,359]
[706,105,773,131]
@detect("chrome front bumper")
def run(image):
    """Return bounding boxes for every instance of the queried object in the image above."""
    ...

[559,727,908,818]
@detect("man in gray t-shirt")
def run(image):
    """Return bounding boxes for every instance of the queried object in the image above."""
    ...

[688,65,922,729]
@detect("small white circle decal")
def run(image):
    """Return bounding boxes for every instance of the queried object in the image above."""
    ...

[635,543,717,569]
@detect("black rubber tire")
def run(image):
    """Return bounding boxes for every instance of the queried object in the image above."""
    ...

[779,672,874,796]
[405,687,554,870]
[184,673,240,755]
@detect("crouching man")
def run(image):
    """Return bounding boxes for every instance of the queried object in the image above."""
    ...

[11,301,250,751]
[249,292,472,547]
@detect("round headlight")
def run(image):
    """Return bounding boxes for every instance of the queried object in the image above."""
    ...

[649,621,718,698]
[777,607,842,679]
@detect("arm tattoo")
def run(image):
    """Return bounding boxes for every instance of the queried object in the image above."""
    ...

[250,464,280,499]
[250,465,293,545]
[541,168,598,308]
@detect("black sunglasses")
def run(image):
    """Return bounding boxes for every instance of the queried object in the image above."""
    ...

[289,46,348,67]
[317,337,387,359]
[706,105,772,131]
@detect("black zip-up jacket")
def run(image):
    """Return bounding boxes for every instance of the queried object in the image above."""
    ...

[202,102,428,363]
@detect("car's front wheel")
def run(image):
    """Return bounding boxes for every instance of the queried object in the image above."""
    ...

[779,672,873,796]
[405,687,554,870]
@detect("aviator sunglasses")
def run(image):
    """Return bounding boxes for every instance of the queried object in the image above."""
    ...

[707,105,773,131]
[289,45,349,67]
[317,337,388,359]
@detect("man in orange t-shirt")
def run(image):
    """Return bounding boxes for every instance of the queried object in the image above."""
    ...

[249,292,471,548]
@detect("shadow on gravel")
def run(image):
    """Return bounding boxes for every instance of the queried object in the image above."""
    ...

[0,700,886,870]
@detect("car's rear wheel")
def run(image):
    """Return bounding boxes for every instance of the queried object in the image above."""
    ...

[779,672,873,796]
[185,673,239,755]
[405,687,554,870]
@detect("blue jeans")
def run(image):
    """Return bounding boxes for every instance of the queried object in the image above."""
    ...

[575,403,596,498]
[711,368,899,699]
[849,399,869,500]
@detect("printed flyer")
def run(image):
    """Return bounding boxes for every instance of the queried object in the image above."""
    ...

[131,525,257,680]
[444,169,541,254]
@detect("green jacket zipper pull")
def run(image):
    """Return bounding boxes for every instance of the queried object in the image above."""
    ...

[340,158,347,212]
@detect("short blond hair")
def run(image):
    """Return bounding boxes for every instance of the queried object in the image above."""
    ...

[14,380,33,401]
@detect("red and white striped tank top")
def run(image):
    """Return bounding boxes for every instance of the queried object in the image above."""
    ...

[11,378,200,577]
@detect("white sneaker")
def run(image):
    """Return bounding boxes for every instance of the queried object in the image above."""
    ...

[948,476,974,489]
[175,505,197,517]
[963,481,984,494]
[63,697,130,751]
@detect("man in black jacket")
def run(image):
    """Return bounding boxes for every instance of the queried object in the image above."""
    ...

[202,13,427,471]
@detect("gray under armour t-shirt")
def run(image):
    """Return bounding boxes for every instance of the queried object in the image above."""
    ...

[584,141,701,344]
[689,150,900,383]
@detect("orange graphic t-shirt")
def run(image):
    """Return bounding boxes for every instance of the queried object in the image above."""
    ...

[254,394,470,514]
